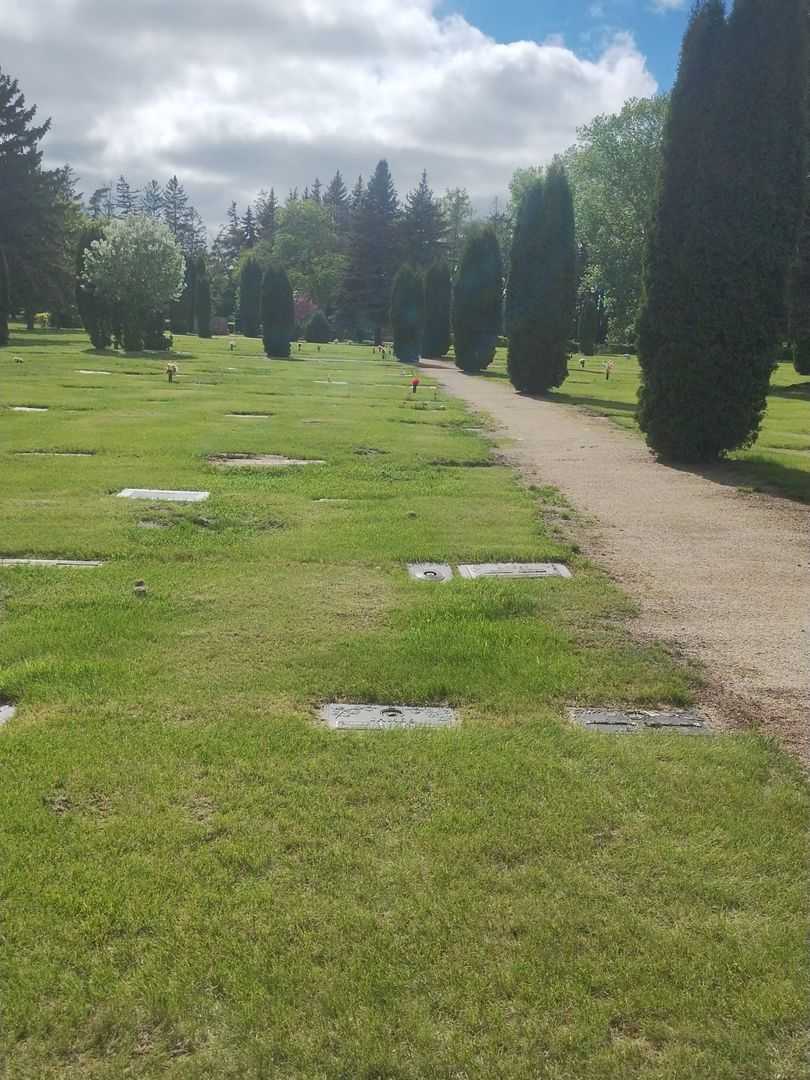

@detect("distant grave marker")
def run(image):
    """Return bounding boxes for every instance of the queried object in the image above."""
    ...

[320,703,457,730]
[11,406,48,413]
[116,489,209,503]
[15,450,94,457]
[226,412,272,419]
[210,454,325,468]
[77,370,112,375]
[0,557,104,568]
[458,563,572,580]
[0,703,15,726]
[408,563,454,582]
[571,708,708,735]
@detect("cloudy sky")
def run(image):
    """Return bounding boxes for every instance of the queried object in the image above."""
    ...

[2,0,689,229]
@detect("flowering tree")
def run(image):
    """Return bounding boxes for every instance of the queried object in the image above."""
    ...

[82,216,185,350]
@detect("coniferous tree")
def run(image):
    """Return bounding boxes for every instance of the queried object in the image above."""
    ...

[305,309,331,343]
[323,171,350,235]
[196,265,212,338]
[256,188,278,245]
[390,264,424,363]
[262,264,294,357]
[239,256,262,337]
[639,0,806,461]
[115,175,139,216]
[162,176,190,242]
[0,246,9,346]
[422,257,451,358]
[141,180,163,218]
[578,291,598,356]
[441,188,474,275]
[507,163,577,394]
[241,205,257,248]
[401,171,446,268]
[311,177,323,204]
[453,225,503,373]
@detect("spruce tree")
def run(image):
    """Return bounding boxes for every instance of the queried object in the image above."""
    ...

[639,0,807,461]
[76,225,112,349]
[507,164,577,394]
[323,171,350,235]
[422,258,451,358]
[256,188,278,245]
[453,226,503,373]
[141,180,163,218]
[0,246,9,346]
[305,310,331,343]
[241,205,257,248]
[262,265,294,358]
[115,175,139,216]
[239,256,262,337]
[401,171,446,268]
[196,267,212,338]
[390,265,424,363]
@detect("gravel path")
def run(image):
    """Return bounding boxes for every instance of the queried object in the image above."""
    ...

[430,363,810,762]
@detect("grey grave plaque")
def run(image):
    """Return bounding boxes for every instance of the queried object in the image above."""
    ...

[226,413,271,419]
[0,703,15,726]
[211,454,325,468]
[571,708,707,736]
[0,557,104,567]
[458,563,572,580]
[408,563,454,583]
[320,703,456,730]
[117,489,209,503]
[315,380,348,386]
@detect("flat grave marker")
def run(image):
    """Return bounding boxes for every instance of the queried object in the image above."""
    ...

[0,557,104,568]
[0,703,16,726]
[320,703,457,730]
[116,489,209,503]
[571,708,708,736]
[210,454,326,468]
[11,406,48,413]
[458,563,572,580]
[77,370,112,375]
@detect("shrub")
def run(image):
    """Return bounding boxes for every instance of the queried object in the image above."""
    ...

[390,265,424,363]
[261,265,294,358]
[239,257,262,338]
[422,259,451,358]
[453,226,503,373]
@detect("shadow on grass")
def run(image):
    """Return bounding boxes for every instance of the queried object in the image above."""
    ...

[768,382,810,400]
[673,455,810,504]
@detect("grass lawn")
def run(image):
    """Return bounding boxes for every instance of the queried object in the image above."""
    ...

[482,350,810,503]
[1,328,809,1079]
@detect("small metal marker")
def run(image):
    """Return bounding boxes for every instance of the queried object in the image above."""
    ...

[571,708,708,736]
[116,489,209,503]
[408,563,454,583]
[0,703,16,726]
[320,703,456,730]
[458,563,572,580]
[0,557,104,568]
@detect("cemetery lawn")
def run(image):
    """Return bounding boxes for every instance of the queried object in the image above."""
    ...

[1,329,809,1080]
[483,350,810,503]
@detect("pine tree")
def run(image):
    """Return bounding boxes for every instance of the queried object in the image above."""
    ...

[422,258,451,358]
[638,0,806,461]
[390,265,424,363]
[305,309,331,343]
[256,188,278,245]
[262,264,294,357]
[241,205,257,248]
[141,180,163,218]
[87,188,109,220]
[239,255,262,337]
[196,265,212,338]
[401,171,446,268]
[453,226,503,373]
[507,162,577,394]
[343,160,400,343]
[224,202,244,265]
[323,171,349,235]
[115,175,139,216]
[0,245,9,346]
[163,176,190,242]
[311,177,323,204]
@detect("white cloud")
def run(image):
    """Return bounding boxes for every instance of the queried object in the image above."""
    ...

[0,0,657,224]
[650,0,687,11]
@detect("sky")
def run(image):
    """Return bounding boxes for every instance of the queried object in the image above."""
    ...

[1,0,691,230]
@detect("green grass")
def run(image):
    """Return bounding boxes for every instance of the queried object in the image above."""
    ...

[1,328,809,1079]
[483,349,810,502]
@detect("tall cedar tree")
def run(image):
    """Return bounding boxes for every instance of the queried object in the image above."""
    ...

[422,258,452,358]
[578,292,599,356]
[453,226,503,373]
[262,264,295,358]
[305,310,331,343]
[790,190,810,373]
[639,0,808,461]
[196,266,212,338]
[76,225,112,349]
[507,163,577,394]
[401,171,446,268]
[0,246,9,345]
[390,265,425,363]
[239,256,262,337]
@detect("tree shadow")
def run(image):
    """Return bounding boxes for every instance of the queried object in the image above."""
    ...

[667,454,810,504]
[767,382,810,401]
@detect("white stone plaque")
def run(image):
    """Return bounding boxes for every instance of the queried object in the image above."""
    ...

[211,455,325,468]
[458,563,572,580]
[0,704,15,726]
[0,558,104,567]
[116,489,209,502]
[320,703,456,730]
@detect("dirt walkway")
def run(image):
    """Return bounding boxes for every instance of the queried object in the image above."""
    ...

[430,363,810,762]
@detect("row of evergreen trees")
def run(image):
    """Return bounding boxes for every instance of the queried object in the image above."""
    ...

[638,0,807,463]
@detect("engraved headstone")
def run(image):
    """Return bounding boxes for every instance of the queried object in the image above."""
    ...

[320,703,456,730]
[116,489,209,503]
[458,563,572,580]
[408,563,454,582]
